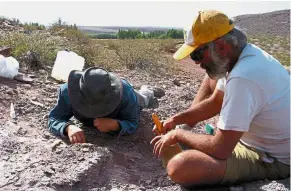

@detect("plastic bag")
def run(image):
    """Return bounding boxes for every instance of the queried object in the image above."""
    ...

[0,55,19,79]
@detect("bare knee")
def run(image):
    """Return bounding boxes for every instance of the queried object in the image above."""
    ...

[167,153,186,184]
[166,150,227,186]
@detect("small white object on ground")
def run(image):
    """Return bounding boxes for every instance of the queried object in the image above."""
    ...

[30,100,45,108]
[110,188,121,191]
[10,102,16,119]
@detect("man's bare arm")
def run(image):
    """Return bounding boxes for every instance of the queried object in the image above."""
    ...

[175,128,243,159]
[191,74,218,107]
[173,88,224,127]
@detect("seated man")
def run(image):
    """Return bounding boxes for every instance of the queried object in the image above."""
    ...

[151,10,290,187]
[48,67,153,144]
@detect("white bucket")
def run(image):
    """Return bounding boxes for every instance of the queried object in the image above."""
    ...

[51,51,85,82]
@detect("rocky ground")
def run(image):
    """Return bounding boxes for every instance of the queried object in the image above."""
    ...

[0,60,290,191]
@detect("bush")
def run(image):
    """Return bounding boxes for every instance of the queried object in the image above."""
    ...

[23,22,45,31]
[158,34,167,39]
[91,39,178,73]
[87,33,117,39]
[0,31,66,69]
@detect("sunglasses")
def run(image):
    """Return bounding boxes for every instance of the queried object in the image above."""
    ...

[190,45,209,61]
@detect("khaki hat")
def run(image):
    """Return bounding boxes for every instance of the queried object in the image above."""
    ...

[173,10,234,60]
[68,67,123,118]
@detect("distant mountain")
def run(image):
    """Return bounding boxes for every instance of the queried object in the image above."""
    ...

[78,26,182,35]
[234,9,290,38]
[78,10,290,38]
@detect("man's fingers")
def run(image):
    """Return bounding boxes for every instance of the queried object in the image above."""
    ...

[75,134,83,143]
[153,140,160,156]
[158,142,165,158]
[75,131,86,143]
[79,132,86,143]
[72,135,78,144]
[154,141,163,157]
[150,135,161,145]
[69,136,73,144]
[163,124,173,134]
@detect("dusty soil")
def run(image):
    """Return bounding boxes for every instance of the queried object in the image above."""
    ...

[0,61,290,191]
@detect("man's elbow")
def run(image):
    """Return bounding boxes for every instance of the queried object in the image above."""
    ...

[212,148,233,160]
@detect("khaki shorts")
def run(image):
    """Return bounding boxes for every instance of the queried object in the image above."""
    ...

[222,142,290,185]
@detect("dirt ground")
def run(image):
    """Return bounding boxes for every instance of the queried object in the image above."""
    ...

[0,62,290,191]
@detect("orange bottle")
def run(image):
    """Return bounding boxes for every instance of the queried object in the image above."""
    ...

[152,113,182,167]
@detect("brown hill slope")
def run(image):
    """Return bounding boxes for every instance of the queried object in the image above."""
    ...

[234,9,290,38]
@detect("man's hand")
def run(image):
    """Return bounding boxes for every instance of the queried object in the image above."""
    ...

[150,130,179,157]
[66,125,86,144]
[152,117,176,135]
[94,118,120,133]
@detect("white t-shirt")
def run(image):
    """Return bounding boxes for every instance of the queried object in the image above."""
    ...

[216,43,290,165]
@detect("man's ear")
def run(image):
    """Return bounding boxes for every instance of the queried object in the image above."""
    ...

[214,38,229,57]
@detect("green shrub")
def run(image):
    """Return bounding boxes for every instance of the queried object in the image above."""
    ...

[0,31,65,68]
[91,39,178,73]
[23,22,45,31]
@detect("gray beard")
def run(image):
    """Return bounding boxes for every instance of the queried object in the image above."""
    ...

[205,47,229,80]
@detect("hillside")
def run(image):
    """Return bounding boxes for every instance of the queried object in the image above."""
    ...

[234,9,290,38]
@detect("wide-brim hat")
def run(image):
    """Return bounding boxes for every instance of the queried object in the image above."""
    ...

[68,67,123,118]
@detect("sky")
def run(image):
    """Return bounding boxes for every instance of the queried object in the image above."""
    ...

[0,1,290,28]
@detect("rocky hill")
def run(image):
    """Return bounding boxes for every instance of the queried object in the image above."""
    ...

[234,9,290,38]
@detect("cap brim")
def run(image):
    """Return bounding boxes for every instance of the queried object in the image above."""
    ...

[173,44,198,61]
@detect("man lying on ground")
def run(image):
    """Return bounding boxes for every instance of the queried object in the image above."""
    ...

[151,10,290,187]
[48,67,154,144]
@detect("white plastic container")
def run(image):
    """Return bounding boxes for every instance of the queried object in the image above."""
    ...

[51,51,85,82]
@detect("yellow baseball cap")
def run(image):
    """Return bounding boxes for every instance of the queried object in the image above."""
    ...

[173,10,234,61]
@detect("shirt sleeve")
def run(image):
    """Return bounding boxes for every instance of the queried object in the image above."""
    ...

[217,78,266,132]
[48,84,73,137]
[216,77,226,92]
[116,82,139,136]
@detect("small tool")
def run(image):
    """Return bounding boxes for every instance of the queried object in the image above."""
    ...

[152,113,163,134]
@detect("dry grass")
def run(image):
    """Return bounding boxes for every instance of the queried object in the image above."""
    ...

[92,39,179,73]
[0,28,289,75]
[0,29,179,74]
[249,35,290,66]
